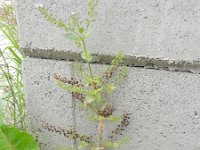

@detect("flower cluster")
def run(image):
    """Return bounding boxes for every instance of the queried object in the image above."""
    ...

[43,123,91,143]
[54,74,83,87]
[54,74,85,102]
[98,104,114,117]
[109,112,131,140]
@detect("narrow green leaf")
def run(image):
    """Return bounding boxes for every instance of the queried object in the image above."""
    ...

[64,32,81,41]
[6,47,22,65]
[57,81,83,93]
[0,25,19,49]
[106,115,121,122]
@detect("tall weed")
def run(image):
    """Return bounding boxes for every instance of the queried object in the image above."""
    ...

[0,2,26,130]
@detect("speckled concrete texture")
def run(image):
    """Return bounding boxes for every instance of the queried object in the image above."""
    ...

[23,58,200,150]
[15,0,200,61]
[22,58,74,149]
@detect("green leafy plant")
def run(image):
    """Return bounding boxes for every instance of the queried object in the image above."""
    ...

[0,124,40,150]
[0,2,26,129]
[0,2,40,150]
[38,0,130,149]
[0,98,40,150]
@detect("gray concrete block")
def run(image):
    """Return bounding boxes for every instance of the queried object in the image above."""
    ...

[111,66,200,150]
[23,58,200,150]
[15,0,200,61]
[22,58,74,149]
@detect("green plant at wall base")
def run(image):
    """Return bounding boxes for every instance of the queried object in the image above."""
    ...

[0,23,26,129]
[0,2,26,129]
[39,0,130,149]
[0,3,40,149]
[0,124,40,150]
[0,105,40,150]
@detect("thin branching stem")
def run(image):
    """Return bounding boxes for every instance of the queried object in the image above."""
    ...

[0,51,17,127]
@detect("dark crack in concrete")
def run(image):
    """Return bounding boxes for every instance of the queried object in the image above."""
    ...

[23,47,200,74]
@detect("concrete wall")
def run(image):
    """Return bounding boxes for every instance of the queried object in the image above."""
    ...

[15,0,200,149]
[16,0,200,60]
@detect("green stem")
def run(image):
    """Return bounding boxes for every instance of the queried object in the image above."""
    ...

[0,51,18,127]
[69,29,93,79]
[81,39,101,114]
[82,39,93,79]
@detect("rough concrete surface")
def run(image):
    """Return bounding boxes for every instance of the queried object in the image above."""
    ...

[23,58,200,150]
[23,58,74,149]
[15,0,200,61]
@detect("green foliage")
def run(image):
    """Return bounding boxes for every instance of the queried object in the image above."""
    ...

[106,83,116,94]
[106,116,121,123]
[0,125,40,150]
[0,2,40,150]
[39,0,130,149]
[57,81,83,93]
[0,3,26,130]
[64,32,81,41]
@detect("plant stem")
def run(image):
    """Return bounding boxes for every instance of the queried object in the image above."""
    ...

[81,39,106,149]
[0,51,17,127]
[81,39,102,114]
[82,39,93,79]
[97,118,104,148]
